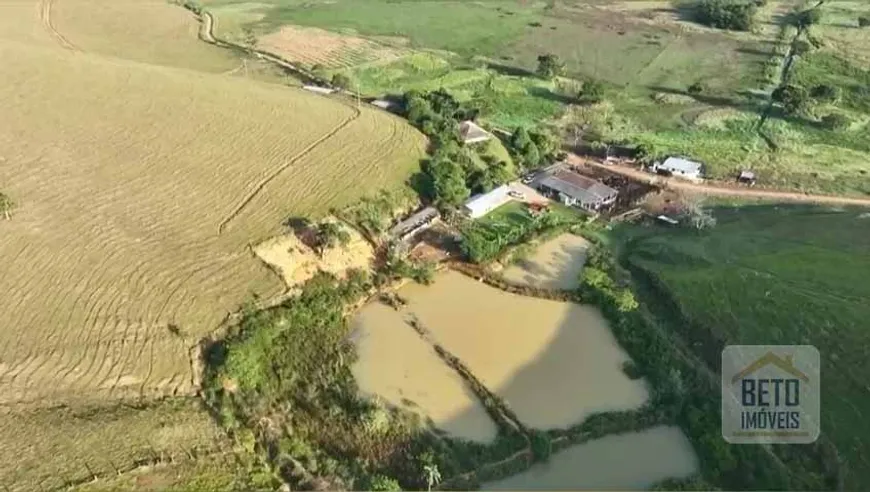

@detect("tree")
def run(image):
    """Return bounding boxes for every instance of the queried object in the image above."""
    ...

[428,158,469,208]
[330,73,352,90]
[696,0,758,31]
[530,129,560,159]
[795,7,822,27]
[859,16,870,28]
[0,192,13,220]
[771,84,809,114]
[577,78,606,103]
[810,84,840,103]
[687,81,707,95]
[536,54,565,79]
[314,222,351,257]
[509,126,533,151]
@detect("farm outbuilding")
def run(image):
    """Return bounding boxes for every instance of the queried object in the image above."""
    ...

[389,206,440,242]
[536,170,617,211]
[464,184,512,218]
[652,157,704,182]
[459,120,492,145]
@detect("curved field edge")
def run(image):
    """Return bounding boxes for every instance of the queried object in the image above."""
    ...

[0,1,426,406]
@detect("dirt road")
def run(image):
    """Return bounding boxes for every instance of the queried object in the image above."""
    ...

[568,155,870,207]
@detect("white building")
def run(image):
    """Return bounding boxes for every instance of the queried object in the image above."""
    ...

[652,157,704,182]
[463,185,512,219]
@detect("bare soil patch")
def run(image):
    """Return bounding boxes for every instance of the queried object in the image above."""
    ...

[258,25,406,69]
[253,223,374,290]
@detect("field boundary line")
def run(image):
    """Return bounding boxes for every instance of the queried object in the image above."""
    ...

[216,107,361,234]
[39,0,79,52]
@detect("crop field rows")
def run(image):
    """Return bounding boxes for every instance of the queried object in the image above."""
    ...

[0,400,230,491]
[0,1,425,409]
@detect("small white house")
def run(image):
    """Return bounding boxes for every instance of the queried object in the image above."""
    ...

[463,185,512,219]
[653,157,704,182]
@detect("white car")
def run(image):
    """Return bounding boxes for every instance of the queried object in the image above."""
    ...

[508,190,524,199]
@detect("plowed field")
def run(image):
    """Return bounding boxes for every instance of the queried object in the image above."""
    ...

[0,0,425,407]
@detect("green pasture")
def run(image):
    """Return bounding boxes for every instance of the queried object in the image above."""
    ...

[618,205,870,490]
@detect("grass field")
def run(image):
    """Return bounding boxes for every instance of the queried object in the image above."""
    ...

[0,0,425,488]
[618,205,870,490]
[0,400,231,491]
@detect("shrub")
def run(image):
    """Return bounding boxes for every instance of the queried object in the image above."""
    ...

[771,84,809,115]
[792,39,812,56]
[696,0,758,31]
[820,113,851,131]
[330,73,352,90]
[795,7,822,27]
[810,84,840,103]
[577,78,606,104]
[536,54,564,79]
[687,81,707,95]
[859,16,870,28]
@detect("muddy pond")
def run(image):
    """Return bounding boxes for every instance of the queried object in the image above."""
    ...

[352,270,648,432]
[350,302,498,443]
[501,233,589,290]
[484,426,699,490]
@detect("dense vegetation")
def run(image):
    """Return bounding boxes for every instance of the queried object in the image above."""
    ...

[695,0,759,31]
[401,89,559,209]
[202,271,528,490]
[615,205,867,489]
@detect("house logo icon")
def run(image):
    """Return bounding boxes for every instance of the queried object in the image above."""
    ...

[722,345,820,444]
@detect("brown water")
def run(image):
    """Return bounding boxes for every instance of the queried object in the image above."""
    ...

[398,271,648,430]
[502,234,589,290]
[484,426,699,490]
[350,302,498,443]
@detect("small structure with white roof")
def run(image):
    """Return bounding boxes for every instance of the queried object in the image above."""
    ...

[463,184,512,219]
[459,120,492,145]
[652,157,704,182]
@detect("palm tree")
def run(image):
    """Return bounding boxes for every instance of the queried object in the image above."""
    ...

[423,464,441,492]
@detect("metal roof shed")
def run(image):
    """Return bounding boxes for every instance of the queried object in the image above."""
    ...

[463,185,512,219]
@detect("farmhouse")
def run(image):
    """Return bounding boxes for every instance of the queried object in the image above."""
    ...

[464,184,512,219]
[536,170,617,211]
[652,157,704,182]
[459,120,492,145]
[302,85,336,95]
[389,206,440,242]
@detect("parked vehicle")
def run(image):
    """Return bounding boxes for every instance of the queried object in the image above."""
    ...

[508,190,524,199]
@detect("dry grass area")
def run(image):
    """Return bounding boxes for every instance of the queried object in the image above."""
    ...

[0,1,425,489]
[258,25,406,69]
[0,400,229,492]
[253,222,374,289]
[0,0,425,407]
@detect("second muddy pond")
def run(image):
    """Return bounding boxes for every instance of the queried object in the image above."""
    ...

[397,271,648,430]
[484,426,699,490]
[501,233,589,290]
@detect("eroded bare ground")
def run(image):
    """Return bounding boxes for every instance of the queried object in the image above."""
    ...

[253,219,375,290]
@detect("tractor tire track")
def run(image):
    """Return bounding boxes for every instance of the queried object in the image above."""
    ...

[39,0,79,52]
